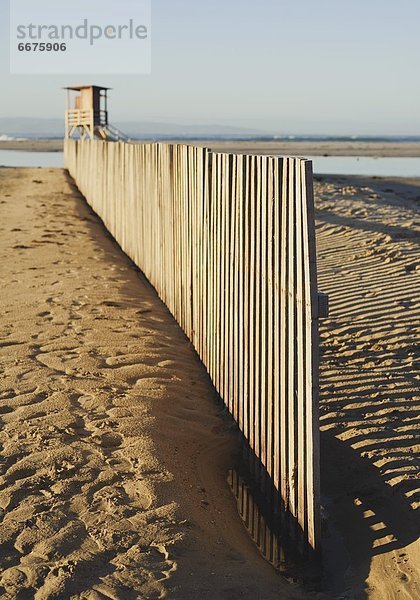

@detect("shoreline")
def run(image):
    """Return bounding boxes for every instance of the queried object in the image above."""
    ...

[1,138,420,157]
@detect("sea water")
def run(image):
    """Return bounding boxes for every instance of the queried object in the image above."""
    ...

[0,150,64,168]
[0,149,419,177]
[306,155,420,177]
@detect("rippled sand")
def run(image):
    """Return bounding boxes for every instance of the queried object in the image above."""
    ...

[316,175,420,599]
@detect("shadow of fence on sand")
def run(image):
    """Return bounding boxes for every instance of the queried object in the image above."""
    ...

[321,430,419,599]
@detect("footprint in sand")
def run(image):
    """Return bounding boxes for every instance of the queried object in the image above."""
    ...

[105,354,144,368]
[106,456,133,473]
[93,432,123,449]
[46,296,62,305]
[122,479,153,510]
[61,352,80,360]
[37,311,53,320]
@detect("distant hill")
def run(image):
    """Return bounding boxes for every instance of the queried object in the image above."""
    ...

[0,117,270,139]
[2,118,417,142]
[0,118,64,138]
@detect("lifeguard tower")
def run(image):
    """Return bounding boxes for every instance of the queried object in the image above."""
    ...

[64,85,127,141]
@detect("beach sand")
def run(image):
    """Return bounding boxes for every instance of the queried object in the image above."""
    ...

[196,141,420,158]
[1,139,420,157]
[0,167,418,599]
[0,140,64,153]
[316,175,420,599]
[0,168,306,600]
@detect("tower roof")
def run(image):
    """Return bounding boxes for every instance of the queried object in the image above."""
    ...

[63,85,111,91]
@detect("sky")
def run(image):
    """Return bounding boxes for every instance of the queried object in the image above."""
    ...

[1,0,420,135]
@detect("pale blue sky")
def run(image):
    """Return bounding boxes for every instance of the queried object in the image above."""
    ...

[1,0,419,134]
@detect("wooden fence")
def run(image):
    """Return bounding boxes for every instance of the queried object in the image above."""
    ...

[64,139,321,551]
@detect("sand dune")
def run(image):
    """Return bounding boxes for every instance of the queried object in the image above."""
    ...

[0,169,306,599]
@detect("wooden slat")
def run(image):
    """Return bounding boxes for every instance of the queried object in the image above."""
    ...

[301,160,321,550]
[237,155,244,432]
[253,156,262,460]
[242,155,250,441]
[273,157,283,491]
[266,157,274,481]
[248,155,256,452]
[259,157,267,469]
[279,158,289,511]
[287,158,297,523]
[295,158,306,540]
[228,155,236,416]
[222,154,230,409]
